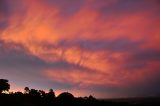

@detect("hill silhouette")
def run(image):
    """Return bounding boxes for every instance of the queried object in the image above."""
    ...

[0,79,160,106]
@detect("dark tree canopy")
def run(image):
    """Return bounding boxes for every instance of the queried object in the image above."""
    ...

[24,87,30,94]
[57,92,74,100]
[0,79,159,106]
[29,89,41,97]
[0,79,10,94]
[48,88,55,98]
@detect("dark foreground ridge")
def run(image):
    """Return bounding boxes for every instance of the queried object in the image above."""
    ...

[0,79,160,106]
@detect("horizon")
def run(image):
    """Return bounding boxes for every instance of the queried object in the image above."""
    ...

[4,83,160,99]
[0,0,160,98]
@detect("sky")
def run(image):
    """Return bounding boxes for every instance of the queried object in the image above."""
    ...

[0,0,160,98]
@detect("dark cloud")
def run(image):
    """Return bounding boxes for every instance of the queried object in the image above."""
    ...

[111,47,160,71]
[43,80,80,90]
[99,0,160,16]
[122,61,145,71]
[121,48,160,69]
[0,20,8,29]
[58,38,141,52]
[0,0,28,31]
[0,0,9,16]
[87,71,160,97]
[133,49,160,61]
[0,0,9,30]
[0,41,46,69]
[125,71,160,97]
[118,50,160,71]
[41,0,85,17]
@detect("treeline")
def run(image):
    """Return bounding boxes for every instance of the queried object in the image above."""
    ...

[0,88,100,106]
[0,79,160,106]
[0,79,104,106]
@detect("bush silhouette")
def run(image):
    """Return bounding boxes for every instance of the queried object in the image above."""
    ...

[57,92,74,100]
[56,92,75,105]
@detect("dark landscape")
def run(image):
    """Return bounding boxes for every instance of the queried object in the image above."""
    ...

[0,79,160,106]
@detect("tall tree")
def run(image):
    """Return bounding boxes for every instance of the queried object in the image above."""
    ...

[24,87,30,94]
[47,88,55,98]
[0,79,10,94]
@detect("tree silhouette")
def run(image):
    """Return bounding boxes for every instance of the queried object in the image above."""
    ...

[88,95,96,101]
[57,92,74,101]
[39,90,46,97]
[56,92,75,105]
[45,88,55,104]
[0,79,10,94]
[29,89,41,97]
[24,87,30,94]
[48,88,55,98]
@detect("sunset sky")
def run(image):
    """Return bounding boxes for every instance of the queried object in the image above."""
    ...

[0,0,160,98]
